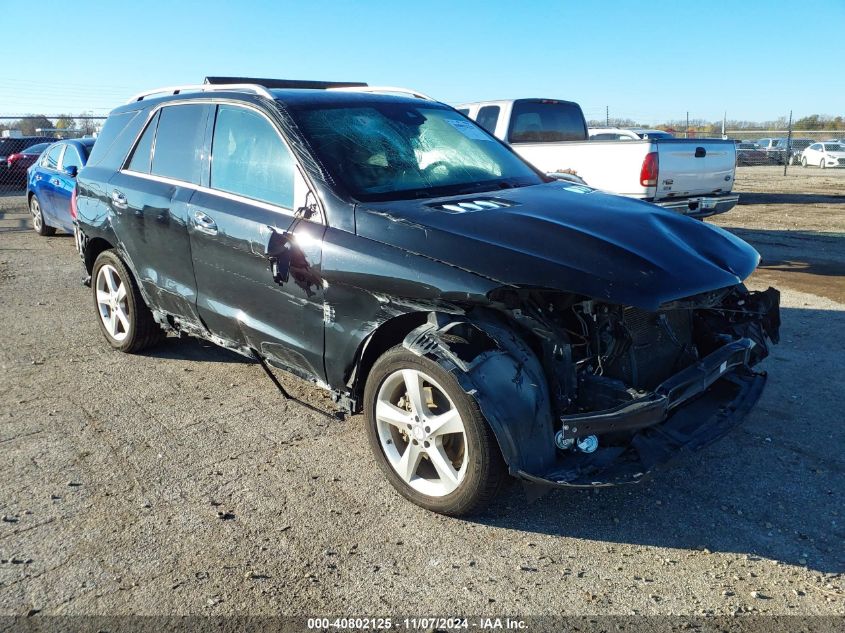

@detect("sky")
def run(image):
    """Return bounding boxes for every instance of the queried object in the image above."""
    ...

[0,0,842,125]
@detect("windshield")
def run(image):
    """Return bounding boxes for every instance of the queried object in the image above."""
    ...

[0,139,25,155]
[23,142,50,154]
[291,102,545,202]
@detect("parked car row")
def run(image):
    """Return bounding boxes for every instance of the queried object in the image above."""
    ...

[26,79,778,517]
[0,136,57,187]
[734,138,817,166]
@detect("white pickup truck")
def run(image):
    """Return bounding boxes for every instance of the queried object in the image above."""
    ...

[457,98,739,218]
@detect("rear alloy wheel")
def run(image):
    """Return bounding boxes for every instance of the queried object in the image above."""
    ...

[30,195,55,236]
[365,346,505,516]
[92,250,164,353]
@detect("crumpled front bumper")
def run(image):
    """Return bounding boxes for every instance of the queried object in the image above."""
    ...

[518,366,766,488]
[558,337,758,439]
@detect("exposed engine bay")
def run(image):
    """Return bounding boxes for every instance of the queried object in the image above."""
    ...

[405,283,781,487]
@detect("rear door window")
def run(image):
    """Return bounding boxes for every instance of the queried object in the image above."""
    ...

[150,104,209,184]
[210,105,295,209]
[41,144,64,170]
[475,106,500,134]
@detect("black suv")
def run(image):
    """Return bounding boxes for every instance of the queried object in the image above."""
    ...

[75,81,780,515]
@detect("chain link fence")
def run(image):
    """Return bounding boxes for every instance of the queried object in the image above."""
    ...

[0,115,106,191]
[586,110,845,175]
[2,108,843,192]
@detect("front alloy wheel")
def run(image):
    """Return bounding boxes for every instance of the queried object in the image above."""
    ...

[375,368,469,497]
[365,346,505,516]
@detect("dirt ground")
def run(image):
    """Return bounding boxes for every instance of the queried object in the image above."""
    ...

[0,167,842,619]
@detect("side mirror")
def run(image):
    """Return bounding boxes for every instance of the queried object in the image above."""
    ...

[64,165,78,178]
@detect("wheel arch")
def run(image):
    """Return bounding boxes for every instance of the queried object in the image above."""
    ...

[83,237,116,274]
[348,311,432,407]
[357,311,557,476]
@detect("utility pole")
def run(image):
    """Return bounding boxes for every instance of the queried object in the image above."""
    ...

[783,110,793,177]
[606,105,609,127]
[686,111,689,138]
[722,111,727,139]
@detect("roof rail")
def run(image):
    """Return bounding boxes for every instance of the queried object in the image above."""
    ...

[327,86,436,101]
[126,83,274,104]
[204,76,367,90]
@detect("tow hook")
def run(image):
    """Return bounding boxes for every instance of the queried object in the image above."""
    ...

[555,430,599,453]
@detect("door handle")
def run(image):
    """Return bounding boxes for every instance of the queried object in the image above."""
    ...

[110,190,128,209]
[193,210,218,235]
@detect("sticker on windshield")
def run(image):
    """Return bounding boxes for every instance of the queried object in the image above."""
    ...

[446,119,492,141]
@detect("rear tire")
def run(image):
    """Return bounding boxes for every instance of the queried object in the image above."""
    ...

[29,195,55,236]
[91,250,164,353]
[364,345,506,516]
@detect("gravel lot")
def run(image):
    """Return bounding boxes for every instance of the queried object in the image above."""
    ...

[0,168,843,618]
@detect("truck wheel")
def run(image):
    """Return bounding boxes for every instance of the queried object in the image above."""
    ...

[364,346,506,516]
[29,195,55,236]
[92,250,164,353]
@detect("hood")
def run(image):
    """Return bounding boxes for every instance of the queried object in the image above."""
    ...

[355,182,760,311]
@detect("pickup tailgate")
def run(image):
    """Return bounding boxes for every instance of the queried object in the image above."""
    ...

[654,139,735,201]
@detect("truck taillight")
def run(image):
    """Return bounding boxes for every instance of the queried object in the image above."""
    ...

[640,151,659,187]
[70,187,78,220]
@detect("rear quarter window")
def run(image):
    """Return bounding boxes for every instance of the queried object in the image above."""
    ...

[126,111,161,174]
[86,110,143,169]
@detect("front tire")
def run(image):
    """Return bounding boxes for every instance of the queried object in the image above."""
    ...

[29,195,55,236]
[821,159,826,169]
[91,250,164,353]
[802,156,808,168]
[364,346,506,516]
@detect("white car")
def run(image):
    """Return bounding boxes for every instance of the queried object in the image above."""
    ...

[801,142,845,169]
[588,127,674,140]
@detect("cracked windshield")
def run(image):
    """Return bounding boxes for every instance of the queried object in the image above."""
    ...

[291,102,543,201]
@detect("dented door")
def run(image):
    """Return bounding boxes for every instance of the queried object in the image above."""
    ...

[187,192,327,380]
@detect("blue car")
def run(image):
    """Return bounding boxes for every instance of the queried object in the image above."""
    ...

[27,138,95,236]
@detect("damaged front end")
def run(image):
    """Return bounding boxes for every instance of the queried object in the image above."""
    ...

[404,284,780,488]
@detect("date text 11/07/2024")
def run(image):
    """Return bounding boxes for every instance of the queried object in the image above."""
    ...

[306,616,528,630]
